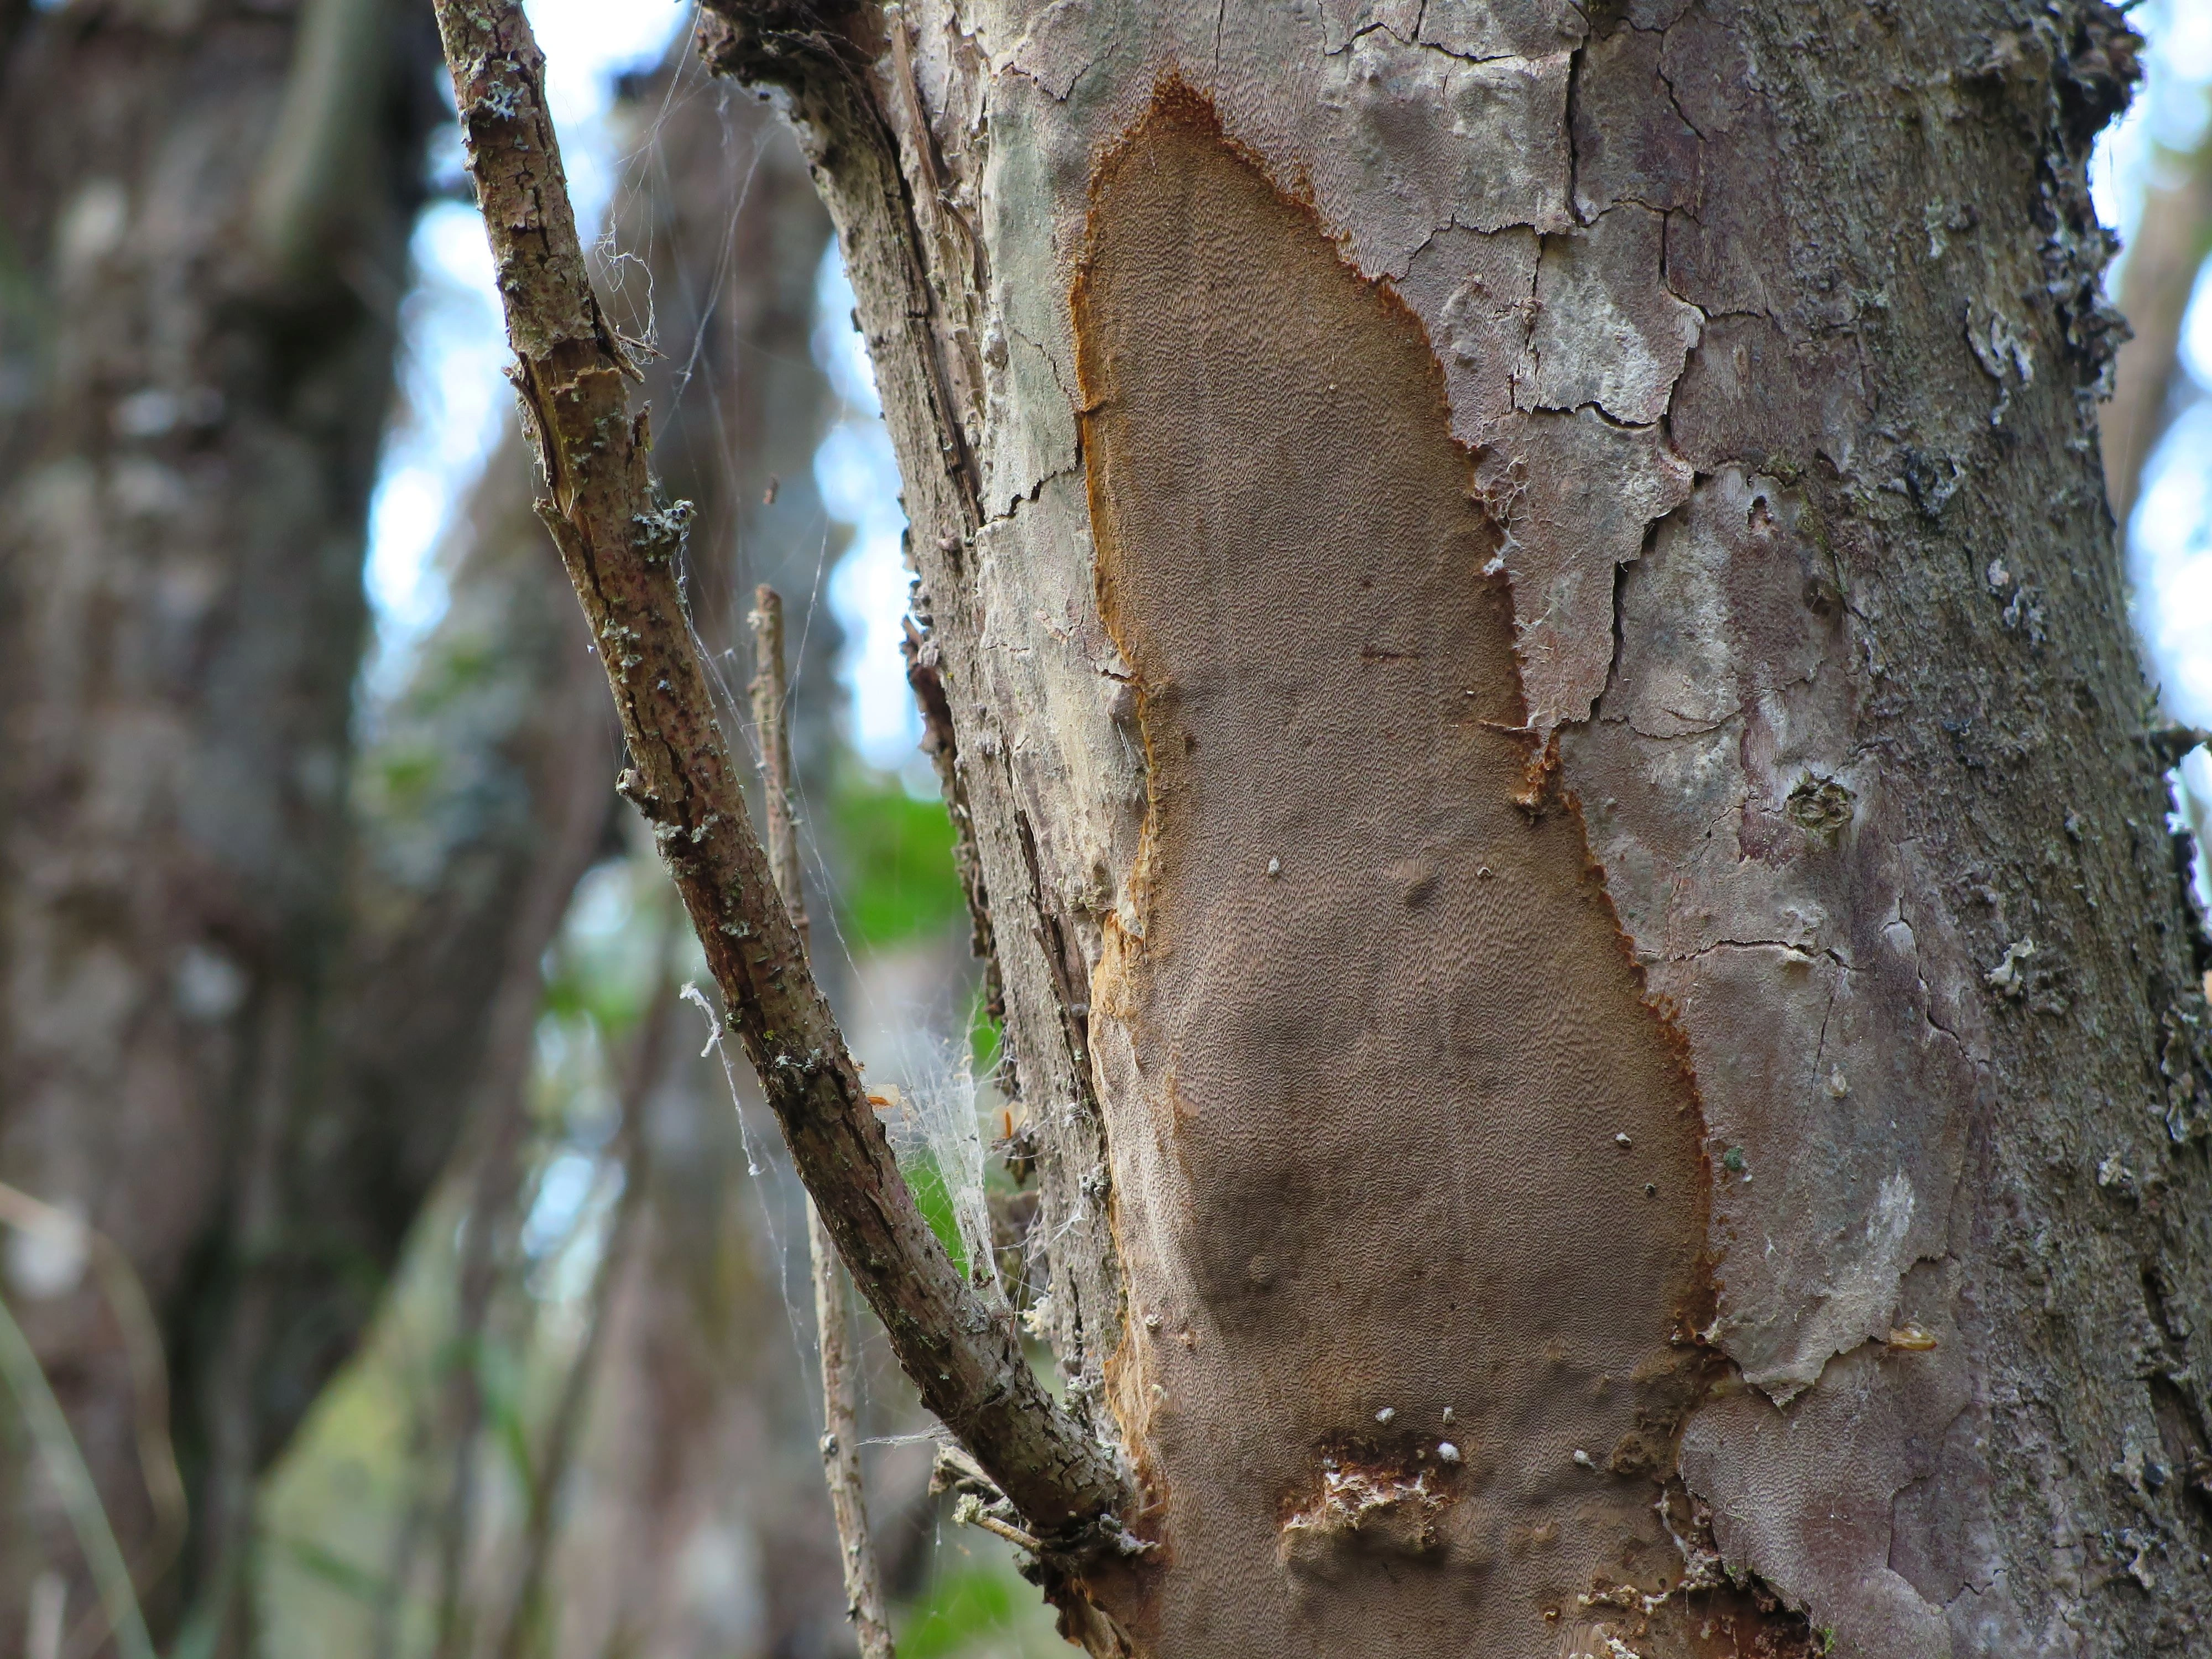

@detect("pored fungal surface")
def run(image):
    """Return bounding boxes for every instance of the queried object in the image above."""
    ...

[1076,92,1724,1657]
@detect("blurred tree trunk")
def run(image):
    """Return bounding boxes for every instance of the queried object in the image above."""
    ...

[361,409,622,1659]
[0,4,610,1654]
[0,1,431,1646]
[702,3,2212,1655]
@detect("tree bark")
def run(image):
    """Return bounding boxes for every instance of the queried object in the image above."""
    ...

[700,2,2212,1655]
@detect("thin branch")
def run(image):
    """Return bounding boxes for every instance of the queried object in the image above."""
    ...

[952,1496,1044,1557]
[429,0,1125,1546]
[753,586,898,1659]
[806,1208,898,1655]
[902,617,1001,1016]
[0,1289,157,1659]
[748,587,811,955]
[0,1183,186,1601]
[494,916,682,1659]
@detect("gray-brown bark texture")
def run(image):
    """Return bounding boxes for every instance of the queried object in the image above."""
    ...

[701,1,2212,1655]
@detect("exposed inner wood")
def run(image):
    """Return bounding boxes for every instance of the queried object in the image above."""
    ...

[1077,94,1718,1656]
[430,0,1125,1551]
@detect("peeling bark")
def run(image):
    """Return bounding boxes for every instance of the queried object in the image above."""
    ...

[430,0,1131,1574]
[1076,95,1714,1652]
[701,0,2212,1653]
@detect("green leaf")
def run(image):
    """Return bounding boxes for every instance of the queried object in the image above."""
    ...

[272,1534,391,1606]
[903,1152,968,1277]
[832,769,968,950]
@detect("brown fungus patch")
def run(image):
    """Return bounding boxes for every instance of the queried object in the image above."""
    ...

[1072,87,1769,1656]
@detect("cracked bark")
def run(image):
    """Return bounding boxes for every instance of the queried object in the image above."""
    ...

[697,1,2212,1655]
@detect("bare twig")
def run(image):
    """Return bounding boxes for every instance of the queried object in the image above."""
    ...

[748,588,811,955]
[807,1207,898,1652]
[752,587,898,1659]
[952,1496,1044,1557]
[429,0,1124,1545]
[901,618,1000,1015]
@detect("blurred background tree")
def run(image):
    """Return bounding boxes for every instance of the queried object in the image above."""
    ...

[0,1,457,1650]
[2103,3,2212,864]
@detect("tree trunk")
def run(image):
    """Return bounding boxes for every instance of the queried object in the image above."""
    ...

[697,2,2212,1654]
[384,413,623,1659]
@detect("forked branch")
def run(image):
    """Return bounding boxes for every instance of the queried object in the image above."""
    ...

[427,0,1126,1545]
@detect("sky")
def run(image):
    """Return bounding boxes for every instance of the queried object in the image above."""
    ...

[363,1,687,675]
[363,0,925,767]
[365,2,2212,766]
